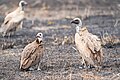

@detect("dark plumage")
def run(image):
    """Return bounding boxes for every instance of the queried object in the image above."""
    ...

[20,32,44,71]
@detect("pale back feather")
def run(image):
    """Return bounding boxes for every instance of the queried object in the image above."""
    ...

[75,32,91,58]
[75,27,102,66]
[86,34,101,53]
[0,7,24,35]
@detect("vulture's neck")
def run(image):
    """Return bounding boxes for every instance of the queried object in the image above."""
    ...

[76,26,89,35]
[76,26,80,33]
[75,23,82,33]
[35,39,43,46]
[80,27,89,34]
[19,5,25,11]
[16,7,24,12]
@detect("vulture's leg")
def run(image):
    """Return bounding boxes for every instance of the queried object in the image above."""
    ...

[29,67,34,71]
[8,32,11,37]
[17,22,23,30]
[79,58,85,69]
[98,50,103,66]
[37,62,41,71]
[20,21,23,29]
[86,57,97,68]
[81,58,87,69]
[2,32,6,37]
[84,60,89,69]
[83,60,93,69]
[11,31,15,36]
[97,54,102,66]
[96,56,103,70]
[114,46,118,54]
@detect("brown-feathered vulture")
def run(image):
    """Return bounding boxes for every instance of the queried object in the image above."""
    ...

[0,0,27,37]
[71,18,103,68]
[20,32,44,71]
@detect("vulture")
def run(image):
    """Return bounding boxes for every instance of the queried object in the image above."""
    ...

[0,0,27,37]
[71,18,103,68]
[20,32,44,71]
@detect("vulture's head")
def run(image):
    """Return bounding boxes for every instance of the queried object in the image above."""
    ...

[71,18,82,27]
[71,18,82,32]
[19,0,27,9]
[36,32,43,44]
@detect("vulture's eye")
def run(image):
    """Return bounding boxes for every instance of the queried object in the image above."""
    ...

[39,33,42,36]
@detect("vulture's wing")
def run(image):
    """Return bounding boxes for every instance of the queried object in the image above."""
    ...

[76,34,95,66]
[1,8,24,29]
[75,33,91,58]
[86,34,101,53]
[2,13,13,26]
[0,14,12,34]
[20,43,39,69]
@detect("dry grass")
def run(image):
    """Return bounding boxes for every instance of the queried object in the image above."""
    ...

[0,0,120,80]
[101,32,120,47]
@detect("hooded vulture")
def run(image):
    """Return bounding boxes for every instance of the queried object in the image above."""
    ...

[71,18,103,68]
[20,32,44,71]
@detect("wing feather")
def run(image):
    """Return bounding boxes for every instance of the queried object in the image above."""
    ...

[20,42,38,69]
[86,34,101,53]
[0,7,24,35]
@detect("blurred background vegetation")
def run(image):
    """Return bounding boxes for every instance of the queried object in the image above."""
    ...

[0,0,120,16]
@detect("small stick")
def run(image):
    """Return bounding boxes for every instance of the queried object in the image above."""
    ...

[72,46,77,51]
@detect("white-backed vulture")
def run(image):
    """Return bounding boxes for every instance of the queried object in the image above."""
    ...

[20,32,44,71]
[71,18,103,68]
[0,0,27,37]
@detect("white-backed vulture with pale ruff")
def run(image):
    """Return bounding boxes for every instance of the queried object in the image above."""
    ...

[0,0,27,36]
[20,32,44,71]
[71,18,103,68]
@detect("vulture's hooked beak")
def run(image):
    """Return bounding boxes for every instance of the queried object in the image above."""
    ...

[70,20,74,24]
[70,19,79,24]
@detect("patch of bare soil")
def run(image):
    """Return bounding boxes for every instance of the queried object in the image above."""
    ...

[0,0,120,80]
[0,14,120,80]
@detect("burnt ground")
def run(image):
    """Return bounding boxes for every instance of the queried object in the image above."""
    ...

[0,0,120,80]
